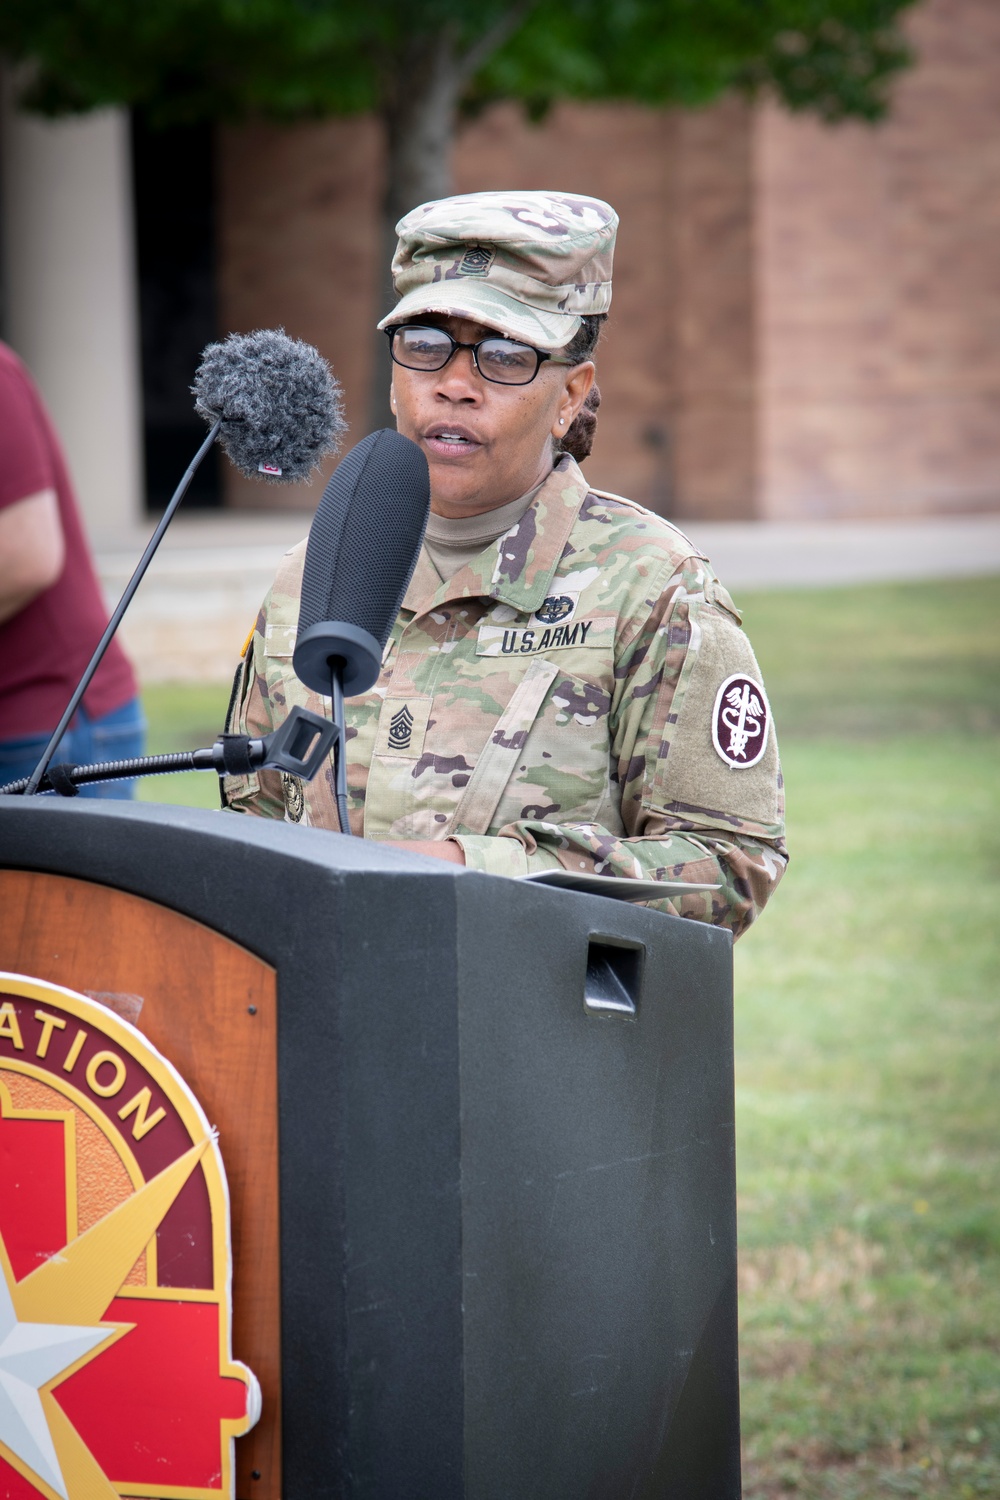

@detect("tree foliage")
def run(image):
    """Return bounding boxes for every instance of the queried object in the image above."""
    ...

[1,0,917,127]
[1,0,919,423]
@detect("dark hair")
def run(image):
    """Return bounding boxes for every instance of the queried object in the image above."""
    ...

[555,313,607,463]
[561,313,606,364]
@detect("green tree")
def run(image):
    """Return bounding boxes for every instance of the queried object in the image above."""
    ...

[1,0,917,421]
[2,0,917,253]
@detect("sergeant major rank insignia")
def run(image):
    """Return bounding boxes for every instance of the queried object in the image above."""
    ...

[388,705,414,750]
[458,245,495,277]
[0,973,260,1500]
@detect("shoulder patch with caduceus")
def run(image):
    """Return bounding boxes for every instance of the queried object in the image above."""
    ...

[712,674,770,769]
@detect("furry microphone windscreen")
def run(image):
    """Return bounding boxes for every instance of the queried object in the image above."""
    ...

[192,328,346,483]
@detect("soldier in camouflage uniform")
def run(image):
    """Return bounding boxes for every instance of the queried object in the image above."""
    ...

[225,191,786,937]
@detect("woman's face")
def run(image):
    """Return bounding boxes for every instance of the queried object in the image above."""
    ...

[389,315,594,518]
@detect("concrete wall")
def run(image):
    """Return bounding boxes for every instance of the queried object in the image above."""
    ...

[0,87,143,536]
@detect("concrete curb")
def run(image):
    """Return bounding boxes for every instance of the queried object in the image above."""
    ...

[92,512,1000,683]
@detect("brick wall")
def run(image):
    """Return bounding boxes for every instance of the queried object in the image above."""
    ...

[217,114,382,511]
[217,103,693,514]
[216,0,1000,520]
[452,98,760,521]
[756,0,1000,518]
[453,102,681,513]
[217,98,756,518]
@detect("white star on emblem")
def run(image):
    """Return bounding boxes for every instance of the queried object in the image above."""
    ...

[0,1254,111,1500]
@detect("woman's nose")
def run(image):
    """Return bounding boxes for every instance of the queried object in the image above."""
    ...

[434,347,481,399]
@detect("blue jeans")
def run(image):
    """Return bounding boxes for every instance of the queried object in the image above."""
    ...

[0,697,147,798]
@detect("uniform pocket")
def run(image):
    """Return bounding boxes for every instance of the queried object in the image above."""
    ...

[447,657,560,836]
[472,663,619,836]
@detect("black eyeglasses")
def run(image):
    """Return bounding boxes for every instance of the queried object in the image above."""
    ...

[385,324,569,386]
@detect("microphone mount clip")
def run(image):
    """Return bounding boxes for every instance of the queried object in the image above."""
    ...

[246,703,339,781]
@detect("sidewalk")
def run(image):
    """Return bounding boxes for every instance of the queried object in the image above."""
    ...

[94,514,315,683]
[93,511,1000,683]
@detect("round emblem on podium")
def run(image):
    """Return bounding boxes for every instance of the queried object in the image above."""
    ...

[0,973,260,1500]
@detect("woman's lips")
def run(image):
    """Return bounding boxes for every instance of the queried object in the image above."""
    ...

[423,426,483,458]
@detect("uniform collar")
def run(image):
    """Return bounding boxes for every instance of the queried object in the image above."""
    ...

[401,455,589,618]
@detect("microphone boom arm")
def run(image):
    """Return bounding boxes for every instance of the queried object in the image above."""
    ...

[2,704,337,798]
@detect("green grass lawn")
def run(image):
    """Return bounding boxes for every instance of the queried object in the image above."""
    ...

[137,680,235,808]
[734,577,1000,1498]
[139,576,1000,1496]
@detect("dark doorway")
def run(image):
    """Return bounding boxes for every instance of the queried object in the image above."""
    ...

[132,112,220,511]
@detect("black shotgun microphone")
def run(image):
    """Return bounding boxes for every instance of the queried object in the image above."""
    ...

[19,329,345,797]
[293,428,431,833]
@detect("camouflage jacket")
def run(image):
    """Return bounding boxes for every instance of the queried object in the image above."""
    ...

[224,455,787,937]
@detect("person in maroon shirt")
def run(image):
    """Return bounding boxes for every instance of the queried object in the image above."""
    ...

[0,341,144,794]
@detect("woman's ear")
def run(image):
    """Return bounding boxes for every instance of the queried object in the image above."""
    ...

[551,361,595,439]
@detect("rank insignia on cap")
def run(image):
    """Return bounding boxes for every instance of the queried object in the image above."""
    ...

[712,674,770,768]
[458,245,495,277]
[0,973,260,1500]
[535,595,575,625]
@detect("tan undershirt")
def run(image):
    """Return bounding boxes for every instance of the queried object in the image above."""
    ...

[423,480,546,581]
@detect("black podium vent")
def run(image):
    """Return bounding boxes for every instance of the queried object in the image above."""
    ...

[584,937,644,1017]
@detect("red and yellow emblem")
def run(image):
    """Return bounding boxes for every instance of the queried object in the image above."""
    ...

[0,973,259,1500]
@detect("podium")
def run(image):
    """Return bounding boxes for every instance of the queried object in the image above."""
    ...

[0,798,740,1499]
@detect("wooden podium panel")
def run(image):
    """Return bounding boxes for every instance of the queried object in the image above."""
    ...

[0,869,280,1500]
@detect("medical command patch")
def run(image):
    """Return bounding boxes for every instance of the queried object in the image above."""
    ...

[712,674,770,769]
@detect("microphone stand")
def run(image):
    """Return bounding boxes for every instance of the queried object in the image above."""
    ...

[329,662,351,837]
[23,419,222,796]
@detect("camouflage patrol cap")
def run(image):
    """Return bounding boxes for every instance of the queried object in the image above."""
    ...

[377,190,617,352]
